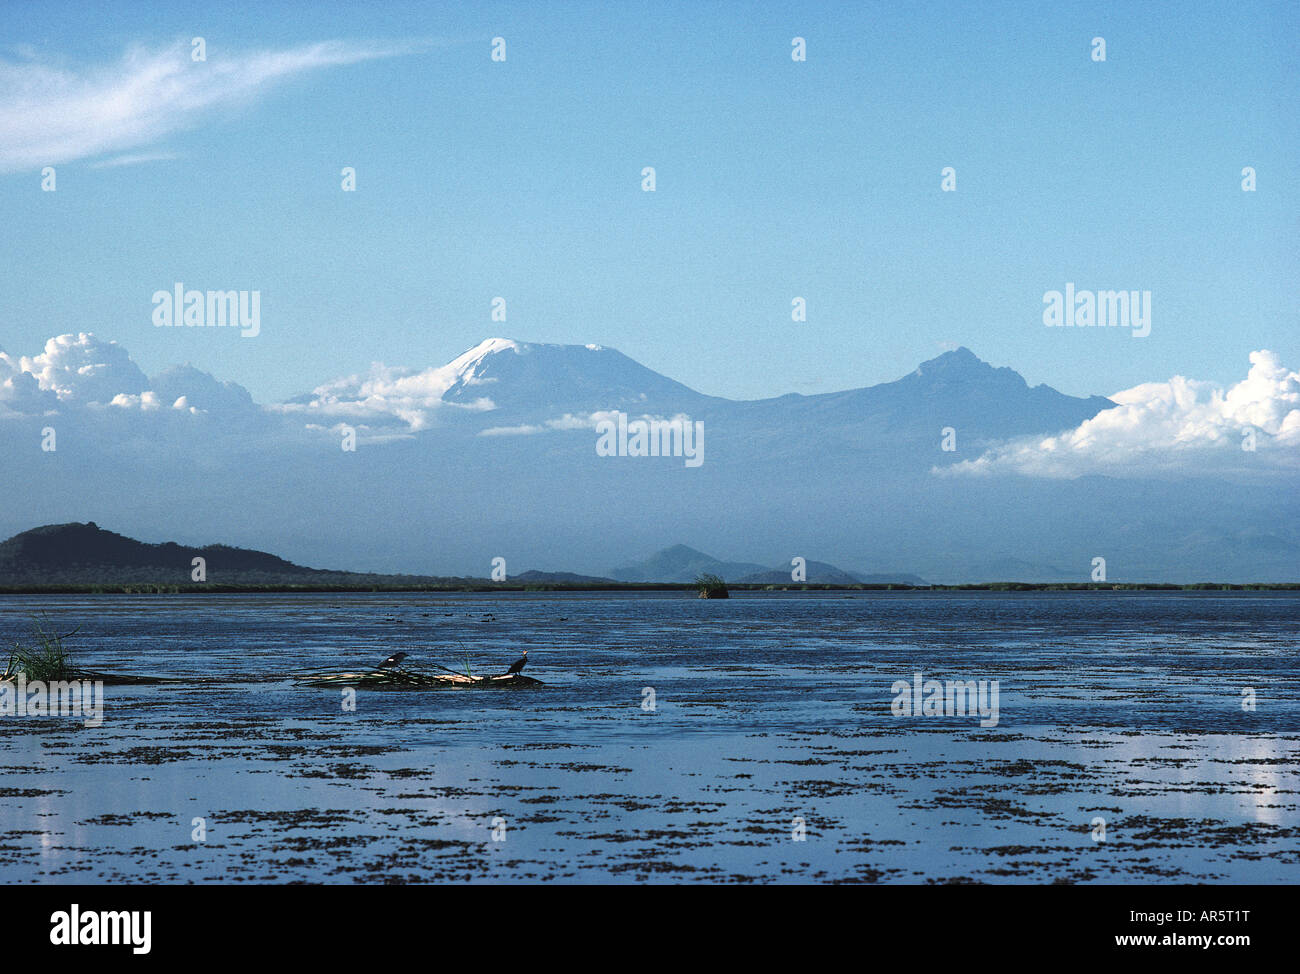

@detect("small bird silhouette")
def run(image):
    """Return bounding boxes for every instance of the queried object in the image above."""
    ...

[506,649,528,675]
[377,652,409,669]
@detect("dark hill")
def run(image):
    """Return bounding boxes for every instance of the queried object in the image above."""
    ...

[0,522,348,585]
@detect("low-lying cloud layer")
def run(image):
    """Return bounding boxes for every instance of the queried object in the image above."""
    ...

[271,344,503,433]
[943,350,1300,479]
[4,333,1297,484]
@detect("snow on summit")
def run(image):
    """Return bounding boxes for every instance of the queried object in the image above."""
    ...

[269,337,701,431]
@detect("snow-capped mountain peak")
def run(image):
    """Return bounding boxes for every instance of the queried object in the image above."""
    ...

[436,338,708,413]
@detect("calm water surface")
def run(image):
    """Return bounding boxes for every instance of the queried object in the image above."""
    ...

[0,591,1296,883]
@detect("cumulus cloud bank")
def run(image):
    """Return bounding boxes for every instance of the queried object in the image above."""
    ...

[0,38,425,172]
[2,333,145,405]
[0,333,499,432]
[942,350,1300,479]
[0,333,254,416]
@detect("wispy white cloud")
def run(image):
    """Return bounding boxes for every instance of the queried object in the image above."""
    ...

[0,38,427,173]
[88,150,179,169]
[480,413,608,437]
[479,411,692,437]
[940,350,1300,479]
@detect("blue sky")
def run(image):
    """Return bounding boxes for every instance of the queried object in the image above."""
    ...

[1,0,1296,403]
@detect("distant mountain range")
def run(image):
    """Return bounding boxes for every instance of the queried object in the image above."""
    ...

[0,524,925,588]
[608,544,925,585]
[2,335,1296,581]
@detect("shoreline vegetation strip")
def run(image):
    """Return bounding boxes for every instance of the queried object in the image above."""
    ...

[0,582,1297,594]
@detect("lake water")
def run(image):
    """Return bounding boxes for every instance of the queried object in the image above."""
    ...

[1,591,1296,884]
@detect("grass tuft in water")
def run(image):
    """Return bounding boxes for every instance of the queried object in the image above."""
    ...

[695,572,729,599]
[3,618,80,682]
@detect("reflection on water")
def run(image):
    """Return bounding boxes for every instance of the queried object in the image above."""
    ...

[0,591,1296,883]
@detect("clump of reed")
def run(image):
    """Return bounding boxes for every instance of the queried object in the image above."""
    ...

[695,572,729,599]
[3,619,79,682]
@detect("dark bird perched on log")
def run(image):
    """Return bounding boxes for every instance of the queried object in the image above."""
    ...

[377,652,409,669]
[506,650,528,675]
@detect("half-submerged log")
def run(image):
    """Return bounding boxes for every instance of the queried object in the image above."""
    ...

[298,669,542,689]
